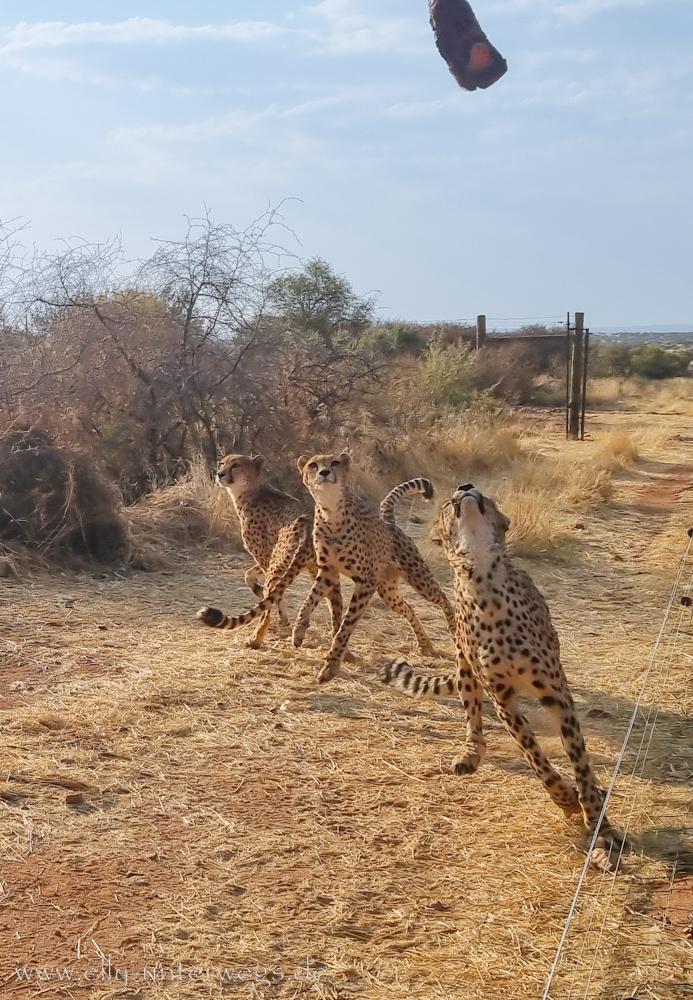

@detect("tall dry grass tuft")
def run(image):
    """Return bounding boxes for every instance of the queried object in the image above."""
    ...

[593,430,640,469]
[126,460,241,568]
[492,457,613,557]
[362,416,523,485]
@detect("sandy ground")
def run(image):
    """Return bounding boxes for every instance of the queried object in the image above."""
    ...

[2,409,693,999]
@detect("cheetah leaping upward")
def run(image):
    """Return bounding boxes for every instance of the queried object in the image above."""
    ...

[201,453,342,648]
[381,484,620,846]
[293,454,456,683]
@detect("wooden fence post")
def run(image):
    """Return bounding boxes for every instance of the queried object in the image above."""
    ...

[567,312,585,440]
[475,314,486,351]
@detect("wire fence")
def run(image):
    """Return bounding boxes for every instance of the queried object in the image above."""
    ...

[543,531,693,1000]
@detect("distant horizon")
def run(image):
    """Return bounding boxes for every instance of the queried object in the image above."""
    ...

[403,321,693,334]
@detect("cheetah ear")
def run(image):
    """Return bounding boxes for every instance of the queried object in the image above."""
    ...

[337,452,351,470]
[297,455,309,472]
[252,455,266,472]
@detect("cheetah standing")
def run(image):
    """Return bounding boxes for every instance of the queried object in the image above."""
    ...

[203,453,342,647]
[198,456,456,681]
[381,484,620,845]
[292,453,456,682]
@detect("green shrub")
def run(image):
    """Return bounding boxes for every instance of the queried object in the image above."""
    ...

[589,341,632,378]
[628,345,693,380]
[413,340,476,409]
[356,322,424,355]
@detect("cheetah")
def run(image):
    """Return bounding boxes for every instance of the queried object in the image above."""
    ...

[292,453,456,683]
[198,457,456,681]
[202,453,342,648]
[381,484,620,846]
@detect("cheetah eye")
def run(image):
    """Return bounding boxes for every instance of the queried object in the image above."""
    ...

[308,462,318,471]
[330,460,340,467]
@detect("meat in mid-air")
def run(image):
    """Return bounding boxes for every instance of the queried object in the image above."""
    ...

[429,0,508,92]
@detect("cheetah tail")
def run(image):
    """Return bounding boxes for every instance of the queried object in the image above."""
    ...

[379,477,434,527]
[380,657,458,700]
[196,516,311,631]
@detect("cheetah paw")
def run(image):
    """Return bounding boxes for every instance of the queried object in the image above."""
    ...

[452,753,481,776]
[292,626,307,648]
[559,801,584,818]
[317,661,340,684]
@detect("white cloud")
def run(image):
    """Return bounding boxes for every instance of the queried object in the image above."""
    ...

[0,18,288,53]
[306,0,426,53]
[0,5,426,70]
[484,0,657,16]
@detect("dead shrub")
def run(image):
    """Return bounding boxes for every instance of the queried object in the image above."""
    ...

[0,428,125,562]
[126,460,242,569]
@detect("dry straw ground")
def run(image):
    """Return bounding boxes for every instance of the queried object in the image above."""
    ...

[2,406,693,999]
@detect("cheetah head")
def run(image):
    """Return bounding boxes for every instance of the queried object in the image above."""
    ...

[215,454,265,496]
[298,453,351,503]
[432,484,510,557]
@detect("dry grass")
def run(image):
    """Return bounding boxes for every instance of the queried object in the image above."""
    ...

[589,375,693,417]
[126,460,242,569]
[2,406,693,999]
[593,429,640,468]
[358,416,522,486]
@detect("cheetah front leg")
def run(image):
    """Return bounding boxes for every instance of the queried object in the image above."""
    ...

[327,582,343,637]
[492,690,582,817]
[317,578,377,683]
[301,573,353,661]
[292,568,336,648]
[451,653,487,775]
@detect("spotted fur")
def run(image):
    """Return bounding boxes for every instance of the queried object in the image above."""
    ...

[197,454,341,647]
[197,515,313,635]
[379,477,434,527]
[196,458,430,648]
[292,453,456,683]
[381,484,621,847]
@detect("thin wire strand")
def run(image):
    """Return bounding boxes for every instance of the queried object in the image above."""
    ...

[542,535,693,999]
[575,582,692,998]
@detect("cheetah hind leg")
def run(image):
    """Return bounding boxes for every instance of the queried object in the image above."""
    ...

[399,551,457,641]
[377,572,438,658]
[248,561,286,648]
[244,564,265,599]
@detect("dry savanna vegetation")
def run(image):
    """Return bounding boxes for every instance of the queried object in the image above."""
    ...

[2,215,693,998]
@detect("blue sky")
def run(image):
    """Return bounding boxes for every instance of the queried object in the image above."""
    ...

[1,0,691,327]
